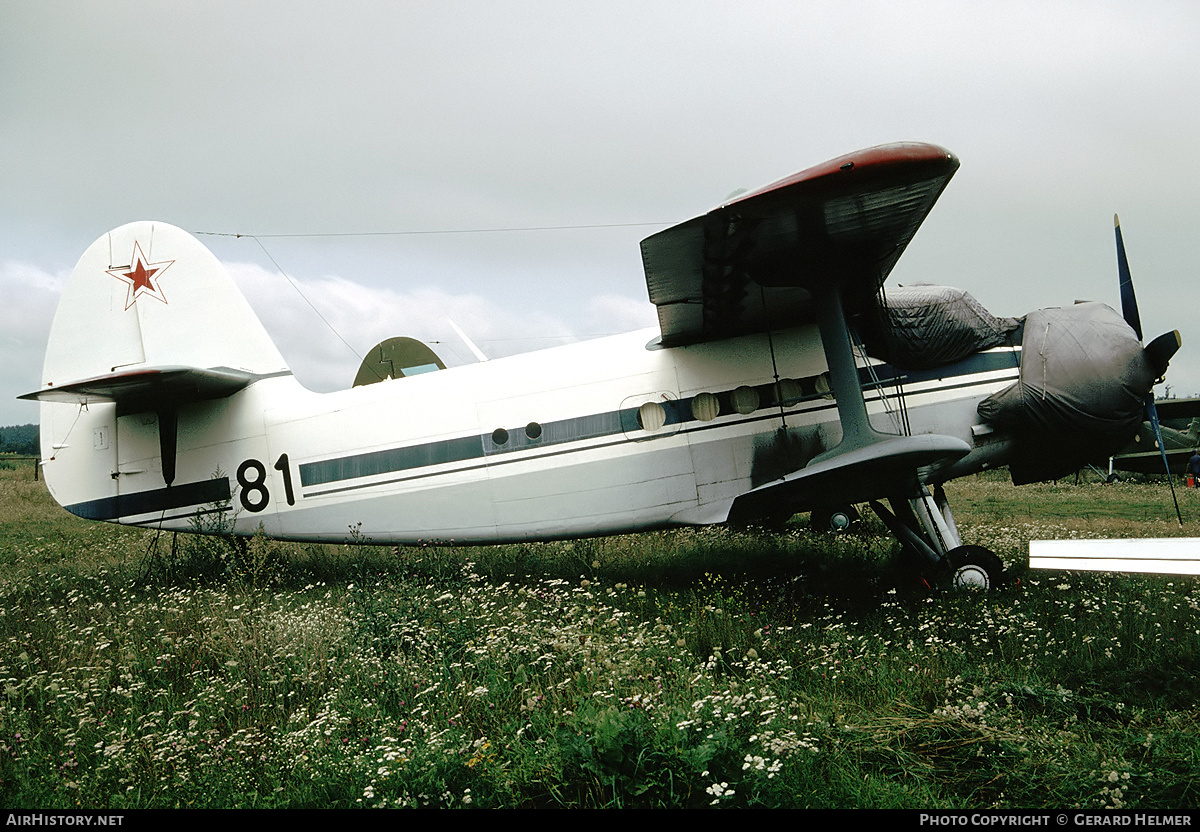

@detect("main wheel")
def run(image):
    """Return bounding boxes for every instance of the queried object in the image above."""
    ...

[810,505,859,533]
[943,545,1004,590]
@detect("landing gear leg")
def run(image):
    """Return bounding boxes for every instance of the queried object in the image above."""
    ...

[869,485,1004,589]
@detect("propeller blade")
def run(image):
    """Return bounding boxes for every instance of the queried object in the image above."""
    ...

[1115,214,1144,341]
[1145,330,1182,380]
[1146,394,1184,527]
[1116,217,1182,524]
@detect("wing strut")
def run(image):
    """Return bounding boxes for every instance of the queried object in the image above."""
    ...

[809,279,891,460]
[728,279,970,519]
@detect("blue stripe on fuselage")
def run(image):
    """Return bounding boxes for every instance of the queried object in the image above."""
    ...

[297,349,1020,491]
[65,477,232,521]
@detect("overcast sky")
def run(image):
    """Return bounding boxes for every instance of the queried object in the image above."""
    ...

[3,0,1199,426]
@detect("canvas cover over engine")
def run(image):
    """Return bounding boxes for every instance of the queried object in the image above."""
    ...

[861,284,1020,369]
[977,301,1156,483]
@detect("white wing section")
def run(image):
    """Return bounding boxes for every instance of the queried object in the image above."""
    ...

[1031,539,1200,575]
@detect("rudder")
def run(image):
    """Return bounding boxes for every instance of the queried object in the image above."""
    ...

[39,221,288,387]
[25,221,291,515]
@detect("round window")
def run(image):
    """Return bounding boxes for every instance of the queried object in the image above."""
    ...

[730,385,760,415]
[815,374,833,400]
[776,378,802,406]
[691,392,720,421]
[637,401,667,431]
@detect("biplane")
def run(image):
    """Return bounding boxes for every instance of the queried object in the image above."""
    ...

[21,142,1180,589]
[1110,397,1200,476]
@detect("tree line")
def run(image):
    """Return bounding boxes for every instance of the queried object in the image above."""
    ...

[0,424,38,456]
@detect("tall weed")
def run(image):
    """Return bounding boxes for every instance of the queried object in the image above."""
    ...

[0,468,1197,807]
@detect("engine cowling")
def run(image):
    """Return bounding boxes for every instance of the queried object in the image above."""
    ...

[978,301,1168,484]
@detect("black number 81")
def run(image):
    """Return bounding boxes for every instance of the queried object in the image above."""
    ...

[235,455,296,513]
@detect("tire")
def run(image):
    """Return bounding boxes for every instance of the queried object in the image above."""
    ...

[810,505,859,533]
[943,545,1004,590]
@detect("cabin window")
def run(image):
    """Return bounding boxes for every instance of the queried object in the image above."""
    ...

[815,373,834,400]
[775,378,803,406]
[731,385,760,415]
[637,401,667,431]
[525,422,542,440]
[492,427,509,446]
[691,392,720,422]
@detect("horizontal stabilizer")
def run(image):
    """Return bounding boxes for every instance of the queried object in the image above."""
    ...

[19,365,278,413]
[1031,538,1200,575]
[730,433,970,520]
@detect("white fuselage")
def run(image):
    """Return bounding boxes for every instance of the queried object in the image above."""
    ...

[44,324,1020,544]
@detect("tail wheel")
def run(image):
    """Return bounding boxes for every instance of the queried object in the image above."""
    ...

[943,545,1004,590]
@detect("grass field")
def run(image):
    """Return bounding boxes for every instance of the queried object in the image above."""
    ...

[1,460,1198,809]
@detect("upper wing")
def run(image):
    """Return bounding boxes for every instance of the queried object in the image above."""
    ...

[1148,396,1200,427]
[640,142,959,347]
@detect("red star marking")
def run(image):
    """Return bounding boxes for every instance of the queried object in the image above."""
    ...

[107,241,175,310]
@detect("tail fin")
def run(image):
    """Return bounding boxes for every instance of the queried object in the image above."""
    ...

[22,222,290,511]
[35,221,287,388]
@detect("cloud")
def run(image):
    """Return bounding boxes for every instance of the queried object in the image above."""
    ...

[228,262,656,393]
[0,262,67,424]
[4,1,1200,420]
[0,253,658,424]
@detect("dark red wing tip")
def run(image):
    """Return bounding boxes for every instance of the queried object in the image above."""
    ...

[728,142,958,206]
